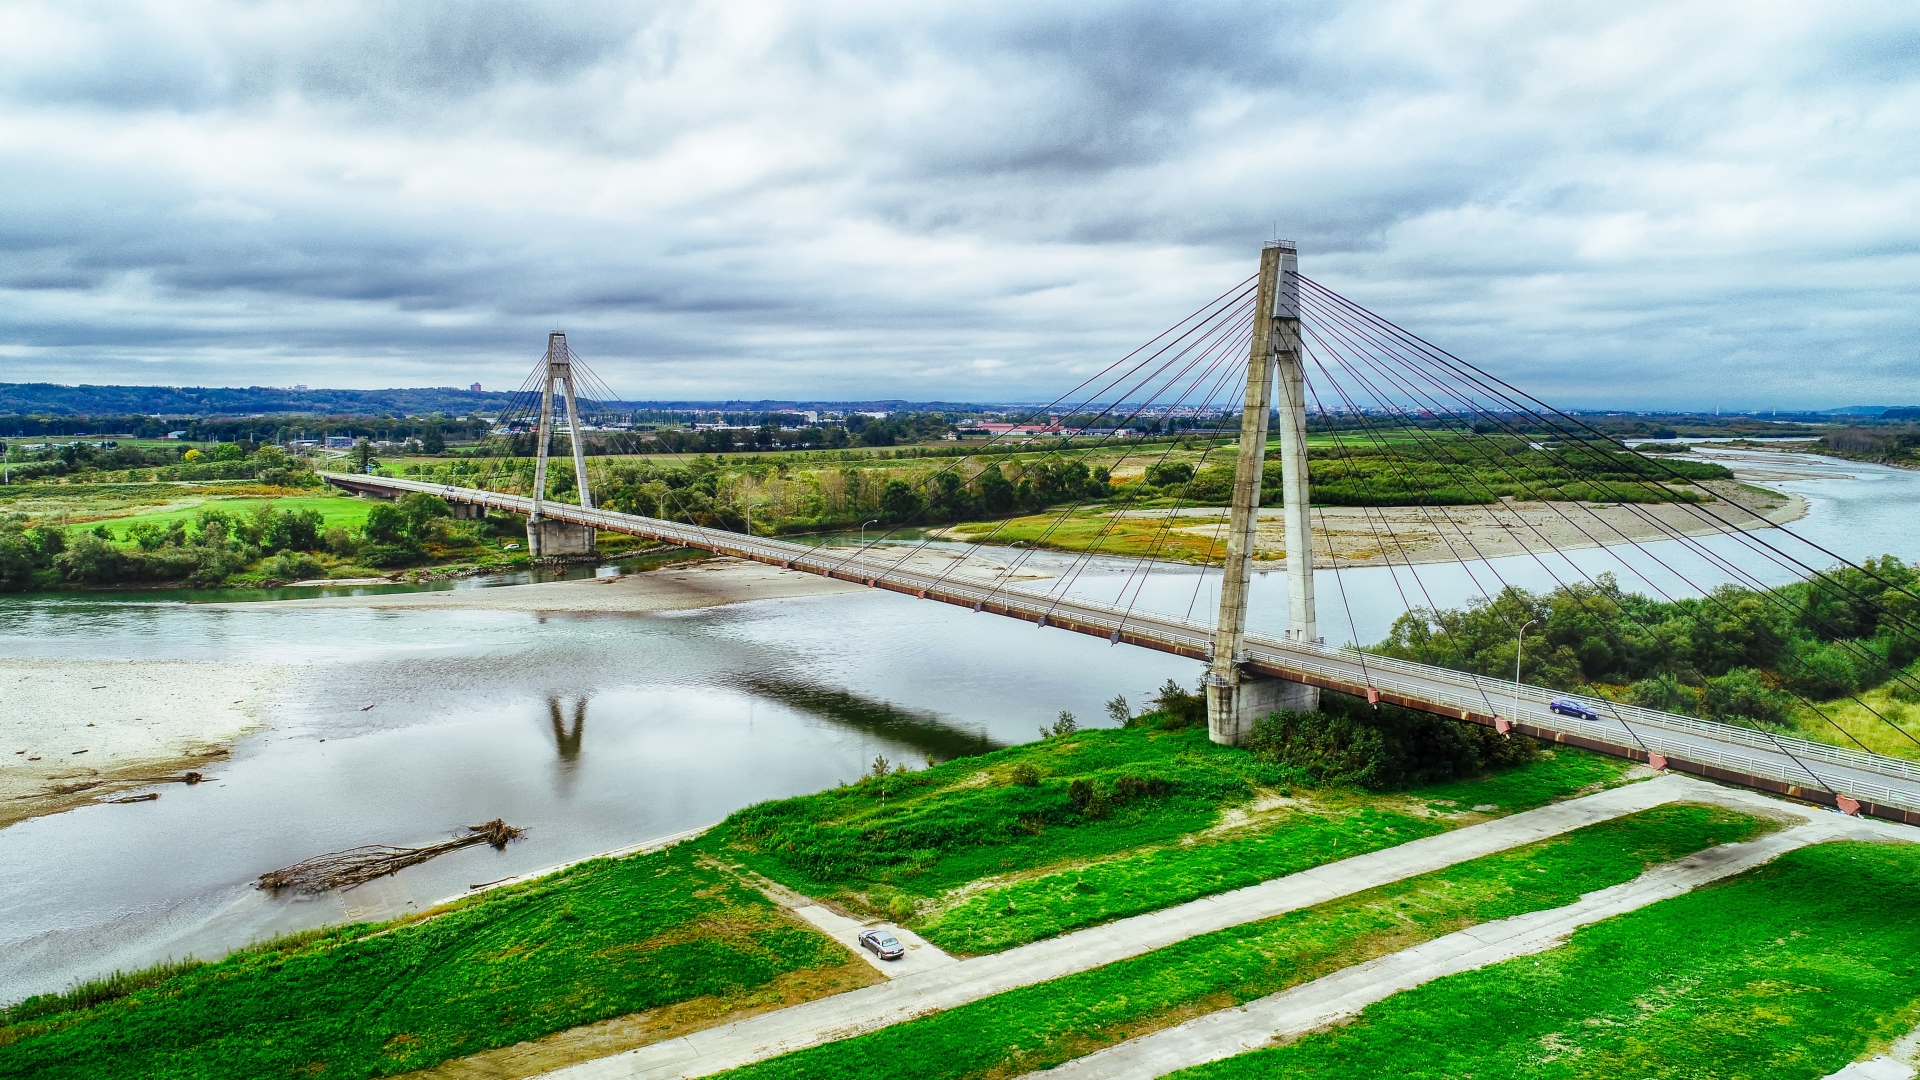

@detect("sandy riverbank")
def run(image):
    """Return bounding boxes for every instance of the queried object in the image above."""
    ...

[1,660,283,829]
[238,548,1061,614]
[1095,479,1808,567]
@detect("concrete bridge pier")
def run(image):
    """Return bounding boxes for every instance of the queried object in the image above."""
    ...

[449,500,486,520]
[1208,241,1319,746]
[527,518,596,559]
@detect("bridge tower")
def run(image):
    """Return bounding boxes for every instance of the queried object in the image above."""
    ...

[1206,241,1319,744]
[527,331,598,559]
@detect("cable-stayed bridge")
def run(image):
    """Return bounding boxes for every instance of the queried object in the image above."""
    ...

[326,242,1920,825]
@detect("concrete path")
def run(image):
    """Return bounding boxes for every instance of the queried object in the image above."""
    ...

[541,773,1755,1080]
[784,904,956,979]
[1031,817,1868,1079]
[1827,1021,1920,1080]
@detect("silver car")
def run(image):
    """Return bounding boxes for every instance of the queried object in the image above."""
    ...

[858,929,905,960]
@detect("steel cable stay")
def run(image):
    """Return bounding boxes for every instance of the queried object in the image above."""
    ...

[1327,312,1920,754]
[1306,332,1791,764]
[879,296,1261,598]
[813,279,1261,577]
[867,303,1252,610]
[1300,298,1898,764]
[1321,287,1920,660]
[1299,346,1520,723]
[1302,289,1920,748]
[979,324,1252,617]
[866,291,1261,582]
[1303,309,1870,764]
[1046,351,1250,635]
[1301,276,1920,640]
[1036,325,1257,622]
[1303,317,1802,757]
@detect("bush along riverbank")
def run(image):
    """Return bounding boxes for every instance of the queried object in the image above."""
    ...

[0,693,1638,1080]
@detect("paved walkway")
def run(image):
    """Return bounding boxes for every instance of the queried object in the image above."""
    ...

[542,773,1748,1079]
[1827,1021,1920,1080]
[1031,817,1868,1079]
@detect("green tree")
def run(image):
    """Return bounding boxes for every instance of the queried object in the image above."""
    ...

[350,438,378,472]
[879,479,921,521]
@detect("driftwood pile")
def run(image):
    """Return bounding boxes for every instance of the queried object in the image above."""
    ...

[256,819,524,894]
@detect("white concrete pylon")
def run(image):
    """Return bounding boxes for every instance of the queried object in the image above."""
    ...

[530,331,596,521]
[1207,242,1318,744]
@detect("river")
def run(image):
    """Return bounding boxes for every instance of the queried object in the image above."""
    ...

[2,447,1915,1002]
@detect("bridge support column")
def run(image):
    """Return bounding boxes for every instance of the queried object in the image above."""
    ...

[1208,241,1318,746]
[527,518,596,559]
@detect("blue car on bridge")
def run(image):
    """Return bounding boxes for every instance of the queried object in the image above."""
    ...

[1548,697,1604,722]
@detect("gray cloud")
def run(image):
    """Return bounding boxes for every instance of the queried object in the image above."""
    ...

[0,0,1916,407]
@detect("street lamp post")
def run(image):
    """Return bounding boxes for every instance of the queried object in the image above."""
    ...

[1513,618,1539,724]
[860,519,879,544]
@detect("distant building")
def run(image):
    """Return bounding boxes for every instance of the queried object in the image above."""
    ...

[164,430,187,440]
[325,436,354,449]
[956,421,1065,437]
[470,383,483,392]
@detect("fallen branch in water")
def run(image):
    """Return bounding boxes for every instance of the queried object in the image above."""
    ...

[256,820,524,894]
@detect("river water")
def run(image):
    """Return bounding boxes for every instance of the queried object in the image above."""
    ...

[2,448,1915,1002]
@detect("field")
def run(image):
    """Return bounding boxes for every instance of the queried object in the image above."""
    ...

[716,802,1773,1080]
[1176,840,1920,1080]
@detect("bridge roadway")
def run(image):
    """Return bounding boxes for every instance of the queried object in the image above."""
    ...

[327,472,1920,825]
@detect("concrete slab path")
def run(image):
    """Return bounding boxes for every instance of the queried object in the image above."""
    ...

[1826,1021,1920,1080]
[1029,817,1875,1079]
[785,904,956,979]
[541,773,1761,1080]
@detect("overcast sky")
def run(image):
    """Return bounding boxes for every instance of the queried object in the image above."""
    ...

[1,1,1916,408]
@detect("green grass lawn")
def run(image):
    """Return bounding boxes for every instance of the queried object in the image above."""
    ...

[714,802,1771,1080]
[0,843,859,1080]
[1173,839,1920,1080]
[718,725,1634,949]
[65,492,375,538]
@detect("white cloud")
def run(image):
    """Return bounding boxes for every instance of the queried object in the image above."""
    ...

[0,0,1915,407]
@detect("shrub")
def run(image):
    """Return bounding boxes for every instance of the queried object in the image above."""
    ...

[357,542,422,568]
[263,552,324,582]
[1144,461,1195,488]
[1008,762,1041,787]
[1247,693,1536,790]
[1148,679,1207,728]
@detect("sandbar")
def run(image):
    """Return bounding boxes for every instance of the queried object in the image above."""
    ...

[1,660,281,829]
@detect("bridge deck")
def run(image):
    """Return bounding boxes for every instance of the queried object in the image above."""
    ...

[325,473,1920,824]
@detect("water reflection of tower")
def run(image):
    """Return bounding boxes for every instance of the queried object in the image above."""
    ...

[548,696,586,761]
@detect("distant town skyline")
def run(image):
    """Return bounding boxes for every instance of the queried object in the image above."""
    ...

[2,2,1916,410]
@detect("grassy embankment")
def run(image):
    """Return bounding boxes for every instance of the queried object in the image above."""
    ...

[714,802,1774,1080]
[0,843,864,1080]
[0,720,1633,1080]
[1174,840,1920,1080]
[714,723,1628,954]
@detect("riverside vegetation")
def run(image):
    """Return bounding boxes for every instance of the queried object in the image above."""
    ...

[1,691,1632,1080]
[1374,559,1920,760]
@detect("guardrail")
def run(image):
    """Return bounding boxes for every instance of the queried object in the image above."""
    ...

[325,472,1920,820]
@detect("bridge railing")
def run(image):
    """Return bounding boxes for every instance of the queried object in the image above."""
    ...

[327,472,1920,812]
